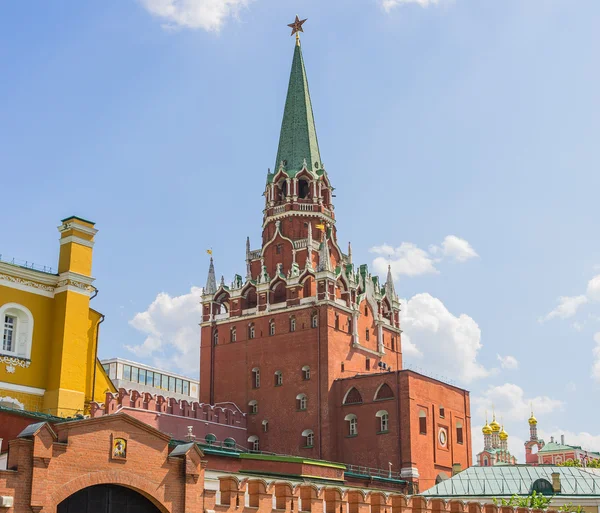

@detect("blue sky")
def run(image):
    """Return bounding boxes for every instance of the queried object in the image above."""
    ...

[2,0,600,462]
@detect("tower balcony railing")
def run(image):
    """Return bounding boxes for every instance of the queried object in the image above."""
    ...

[298,203,313,211]
[248,250,261,260]
[214,312,230,321]
[273,204,287,215]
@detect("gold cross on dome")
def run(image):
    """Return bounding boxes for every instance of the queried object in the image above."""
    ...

[288,15,307,44]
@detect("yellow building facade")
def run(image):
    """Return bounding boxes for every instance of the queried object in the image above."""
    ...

[0,216,115,416]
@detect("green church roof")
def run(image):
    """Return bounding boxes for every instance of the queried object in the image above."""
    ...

[274,42,322,176]
[421,465,600,497]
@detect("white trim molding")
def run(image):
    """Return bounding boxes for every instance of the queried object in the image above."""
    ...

[59,235,95,248]
[0,381,45,396]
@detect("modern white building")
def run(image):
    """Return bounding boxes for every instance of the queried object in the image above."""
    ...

[101,358,199,402]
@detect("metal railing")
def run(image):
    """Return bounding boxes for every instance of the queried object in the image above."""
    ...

[346,464,403,481]
[0,254,56,275]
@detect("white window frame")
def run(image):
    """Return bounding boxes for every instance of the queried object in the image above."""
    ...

[231,327,236,342]
[377,410,389,432]
[0,303,34,360]
[252,368,260,388]
[269,321,275,336]
[290,317,296,332]
[297,393,307,411]
[302,429,315,448]
[248,400,258,414]
[311,314,318,328]
[275,371,283,386]
[345,414,358,436]
[302,365,311,380]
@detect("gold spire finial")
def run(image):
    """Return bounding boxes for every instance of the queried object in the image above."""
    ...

[288,15,307,46]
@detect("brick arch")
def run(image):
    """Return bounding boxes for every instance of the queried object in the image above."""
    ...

[49,470,169,513]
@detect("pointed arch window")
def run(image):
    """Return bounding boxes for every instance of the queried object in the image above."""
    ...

[213,330,219,346]
[231,327,236,343]
[345,414,358,436]
[290,316,296,332]
[248,323,255,339]
[376,410,389,433]
[269,319,276,336]
[374,383,394,401]
[311,313,318,328]
[343,387,363,405]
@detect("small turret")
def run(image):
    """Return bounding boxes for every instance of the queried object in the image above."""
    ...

[385,264,397,299]
[205,257,217,295]
[317,232,332,272]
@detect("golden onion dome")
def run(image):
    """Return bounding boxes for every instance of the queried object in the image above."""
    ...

[482,422,492,435]
[529,414,538,425]
[499,427,509,440]
[490,418,501,432]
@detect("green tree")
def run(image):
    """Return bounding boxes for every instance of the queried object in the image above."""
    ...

[492,492,552,510]
[559,458,600,469]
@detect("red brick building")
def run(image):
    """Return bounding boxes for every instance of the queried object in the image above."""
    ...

[0,411,503,513]
[199,37,472,490]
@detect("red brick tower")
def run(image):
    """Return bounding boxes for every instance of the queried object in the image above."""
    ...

[200,32,471,491]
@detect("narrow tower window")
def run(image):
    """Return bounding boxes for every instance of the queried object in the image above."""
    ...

[269,320,275,336]
[290,316,296,332]
[311,314,318,328]
[231,327,236,342]
[252,368,260,389]
[419,410,427,435]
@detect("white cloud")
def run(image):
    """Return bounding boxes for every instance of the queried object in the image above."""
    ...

[127,286,203,375]
[497,354,519,370]
[138,0,251,32]
[587,275,600,301]
[592,332,600,383]
[430,235,479,263]
[371,242,439,279]
[400,293,488,383]
[382,0,446,13]
[472,383,564,422]
[541,274,600,323]
[538,429,600,455]
[370,235,477,279]
[539,295,588,322]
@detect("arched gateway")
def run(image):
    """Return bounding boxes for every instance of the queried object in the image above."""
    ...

[57,484,162,513]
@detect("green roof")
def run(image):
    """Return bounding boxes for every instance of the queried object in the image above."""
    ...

[274,42,322,175]
[422,465,600,497]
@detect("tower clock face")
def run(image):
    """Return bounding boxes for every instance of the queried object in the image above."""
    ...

[438,428,448,446]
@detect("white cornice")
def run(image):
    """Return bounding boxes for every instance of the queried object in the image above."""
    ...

[0,262,58,286]
[57,222,98,236]
[0,381,45,396]
[0,275,54,298]
[59,235,95,248]
[58,271,95,286]
[262,210,335,230]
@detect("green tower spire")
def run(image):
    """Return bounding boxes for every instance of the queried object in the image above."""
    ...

[274,42,322,175]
